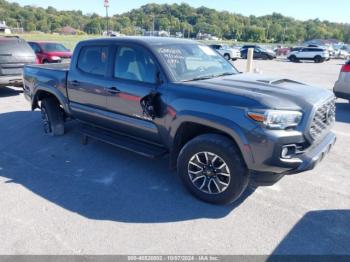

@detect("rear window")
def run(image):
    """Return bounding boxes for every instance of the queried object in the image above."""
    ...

[77,46,109,76]
[41,43,69,52]
[0,37,34,56]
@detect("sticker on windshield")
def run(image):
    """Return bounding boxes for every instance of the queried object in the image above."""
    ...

[158,48,185,65]
[199,45,217,56]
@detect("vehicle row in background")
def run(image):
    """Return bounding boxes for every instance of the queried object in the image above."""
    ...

[0,36,37,87]
[28,41,72,64]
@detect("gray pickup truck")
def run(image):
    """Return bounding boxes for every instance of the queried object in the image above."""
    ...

[23,37,336,205]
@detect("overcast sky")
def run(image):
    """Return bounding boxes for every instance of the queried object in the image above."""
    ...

[9,0,350,23]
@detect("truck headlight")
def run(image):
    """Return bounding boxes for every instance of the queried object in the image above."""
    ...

[248,110,303,130]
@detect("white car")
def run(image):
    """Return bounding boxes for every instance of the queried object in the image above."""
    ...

[288,47,330,63]
[334,60,350,102]
[209,44,241,61]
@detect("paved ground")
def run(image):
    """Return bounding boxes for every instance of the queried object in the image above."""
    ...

[0,59,349,255]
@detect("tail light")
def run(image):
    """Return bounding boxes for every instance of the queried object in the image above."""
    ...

[341,64,350,72]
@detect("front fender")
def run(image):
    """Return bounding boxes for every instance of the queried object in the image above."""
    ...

[169,111,255,168]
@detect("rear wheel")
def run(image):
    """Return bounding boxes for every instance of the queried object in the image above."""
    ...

[289,55,298,62]
[314,56,323,63]
[41,97,65,136]
[177,134,249,205]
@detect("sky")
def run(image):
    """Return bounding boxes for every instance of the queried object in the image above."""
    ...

[9,0,350,23]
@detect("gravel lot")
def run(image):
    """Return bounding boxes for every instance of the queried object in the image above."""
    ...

[0,59,349,255]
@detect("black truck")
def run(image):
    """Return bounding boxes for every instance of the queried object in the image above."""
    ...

[23,37,336,204]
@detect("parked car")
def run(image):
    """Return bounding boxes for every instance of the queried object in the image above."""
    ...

[274,46,291,56]
[0,36,37,88]
[240,45,276,60]
[28,41,72,64]
[334,60,350,102]
[288,47,330,63]
[334,46,350,60]
[23,37,336,205]
[209,44,241,61]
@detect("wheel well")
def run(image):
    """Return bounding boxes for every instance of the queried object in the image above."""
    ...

[33,91,60,110]
[170,122,240,169]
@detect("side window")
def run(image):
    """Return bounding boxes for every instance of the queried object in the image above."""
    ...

[77,46,109,76]
[114,46,158,84]
[30,43,41,53]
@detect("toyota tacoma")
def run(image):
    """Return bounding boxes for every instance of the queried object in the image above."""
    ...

[23,37,336,204]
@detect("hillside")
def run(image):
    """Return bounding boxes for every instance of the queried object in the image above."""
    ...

[0,0,349,43]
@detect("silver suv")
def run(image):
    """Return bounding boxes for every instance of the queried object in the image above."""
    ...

[209,44,241,61]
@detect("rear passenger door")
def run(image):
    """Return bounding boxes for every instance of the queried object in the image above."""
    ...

[298,48,309,59]
[104,44,163,143]
[67,45,111,123]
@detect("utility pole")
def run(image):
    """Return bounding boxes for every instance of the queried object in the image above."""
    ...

[104,0,110,35]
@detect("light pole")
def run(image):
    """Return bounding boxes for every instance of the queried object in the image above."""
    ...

[104,0,110,34]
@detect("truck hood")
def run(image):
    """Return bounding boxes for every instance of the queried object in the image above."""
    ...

[184,73,334,110]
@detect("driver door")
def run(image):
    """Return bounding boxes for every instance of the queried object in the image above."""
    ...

[104,45,164,143]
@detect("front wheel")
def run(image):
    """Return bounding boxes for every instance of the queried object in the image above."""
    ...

[223,54,231,61]
[177,134,249,205]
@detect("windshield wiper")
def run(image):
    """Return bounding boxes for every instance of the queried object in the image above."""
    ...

[182,75,216,82]
[183,72,235,82]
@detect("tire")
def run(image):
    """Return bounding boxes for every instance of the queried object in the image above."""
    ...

[263,54,270,60]
[289,55,298,62]
[314,56,323,63]
[177,134,249,205]
[223,54,231,61]
[41,97,65,136]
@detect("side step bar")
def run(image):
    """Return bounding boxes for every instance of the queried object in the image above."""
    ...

[78,123,168,159]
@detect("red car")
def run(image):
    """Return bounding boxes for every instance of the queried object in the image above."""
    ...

[28,41,72,64]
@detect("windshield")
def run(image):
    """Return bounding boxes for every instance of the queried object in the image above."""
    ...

[41,43,69,52]
[155,43,238,82]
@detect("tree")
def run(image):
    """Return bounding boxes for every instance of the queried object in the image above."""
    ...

[84,19,101,34]
[0,0,349,43]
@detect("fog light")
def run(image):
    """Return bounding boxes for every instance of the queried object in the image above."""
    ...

[281,145,297,159]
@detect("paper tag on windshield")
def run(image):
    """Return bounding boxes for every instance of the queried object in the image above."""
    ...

[199,45,217,56]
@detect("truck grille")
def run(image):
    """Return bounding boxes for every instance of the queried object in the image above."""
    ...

[309,97,336,140]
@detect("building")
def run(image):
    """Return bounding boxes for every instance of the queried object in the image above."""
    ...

[59,26,77,35]
[304,39,342,46]
[0,21,11,34]
[144,30,170,37]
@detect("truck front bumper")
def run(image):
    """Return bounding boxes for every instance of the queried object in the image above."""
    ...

[283,132,336,174]
[247,128,336,175]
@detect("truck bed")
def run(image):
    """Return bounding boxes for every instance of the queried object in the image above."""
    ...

[26,63,70,71]
[23,63,70,105]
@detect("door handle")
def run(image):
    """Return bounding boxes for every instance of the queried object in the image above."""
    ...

[71,80,80,87]
[107,87,121,94]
